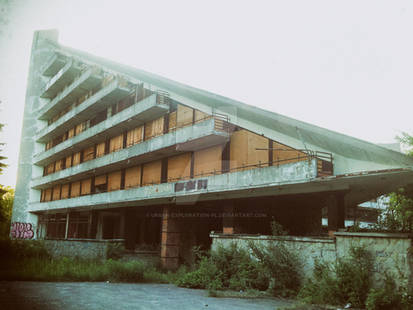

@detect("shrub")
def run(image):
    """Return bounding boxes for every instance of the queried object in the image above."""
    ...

[299,246,373,308]
[106,242,125,260]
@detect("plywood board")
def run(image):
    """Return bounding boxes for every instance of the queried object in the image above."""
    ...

[44,188,52,202]
[168,111,177,131]
[142,160,161,185]
[126,126,143,147]
[61,184,70,199]
[46,162,55,175]
[109,134,123,153]
[247,131,268,167]
[75,124,83,135]
[52,185,61,201]
[81,178,92,195]
[96,142,105,158]
[144,117,164,140]
[55,159,63,172]
[68,128,75,139]
[229,130,248,170]
[194,145,223,177]
[167,153,191,181]
[125,166,141,188]
[70,181,81,197]
[194,110,209,123]
[94,174,107,186]
[83,146,95,162]
[72,152,81,166]
[272,141,307,165]
[176,104,193,128]
[65,155,72,168]
[108,171,122,191]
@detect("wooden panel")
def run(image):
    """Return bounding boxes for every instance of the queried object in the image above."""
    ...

[168,111,177,131]
[70,181,81,198]
[81,178,92,195]
[230,129,268,171]
[144,116,164,140]
[108,171,122,191]
[72,152,81,166]
[55,159,63,172]
[167,153,191,181]
[83,146,95,162]
[176,104,193,127]
[94,174,107,186]
[65,155,72,168]
[61,184,70,199]
[142,160,162,185]
[126,126,143,147]
[272,141,307,165]
[46,162,55,175]
[75,124,83,135]
[125,166,141,188]
[194,110,209,123]
[194,145,223,177]
[109,134,123,153]
[96,142,105,158]
[68,128,75,139]
[52,185,61,201]
[44,188,52,202]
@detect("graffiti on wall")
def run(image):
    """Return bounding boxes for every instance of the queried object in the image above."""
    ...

[10,222,34,239]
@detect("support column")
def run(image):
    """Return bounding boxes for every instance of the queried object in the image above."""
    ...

[124,209,137,250]
[327,193,345,237]
[161,206,181,270]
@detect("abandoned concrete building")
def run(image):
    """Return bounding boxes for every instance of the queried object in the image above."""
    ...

[11,30,413,269]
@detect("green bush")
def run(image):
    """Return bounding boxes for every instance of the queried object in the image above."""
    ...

[299,246,373,308]
[106,242,125,260]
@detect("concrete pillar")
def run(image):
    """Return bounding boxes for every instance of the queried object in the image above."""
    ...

[161,206,181,270]
[327,193,345,237]
[124,209,137,250]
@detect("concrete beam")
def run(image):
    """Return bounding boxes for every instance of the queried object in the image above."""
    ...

[41,53,66,77]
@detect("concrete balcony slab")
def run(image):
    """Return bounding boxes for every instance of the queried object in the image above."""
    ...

[31,118,229,189]
[33,94,169,166]
[37,67,103,121]
[36,79,131,143]
[40,60,82,99]
[28,159,318,212]
[41,54,67,77]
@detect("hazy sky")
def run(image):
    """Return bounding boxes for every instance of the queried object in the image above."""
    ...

[1,0,413,187]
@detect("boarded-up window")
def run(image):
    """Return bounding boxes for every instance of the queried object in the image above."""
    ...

[61,184,70,199]
[45,141,53,151]
[126,126,143,147]
[55,159,64,172]
[272,141,307,165]
[44,188,52,202]
[194,110,209,123]
[230,130,269,171]
[65,155,72,168]
[176,104,193,128]
[194,145,223,177]
[167,153,191,181]
[144,117,164,140]
[46,162,55,175]
[109,134,123,153]
[75,124,83,135]
[168,111,177,131]
[96,142,105,158]
[83,146,95,162]
[68,128,75,139]
[125,166,141,188]
[72,152,81,166]
[142,160,161,186]
[52,185,61,201]
[108,171,122,191]
[70,181,81,197]
[94,174,107,193]
[81,178,92,195]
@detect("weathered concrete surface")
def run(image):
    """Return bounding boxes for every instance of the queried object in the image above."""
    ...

[29,159,318,212]
[0,282,292,310]
[42,239,124,260]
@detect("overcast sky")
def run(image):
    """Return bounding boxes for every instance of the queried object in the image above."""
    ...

[0,0,413,187]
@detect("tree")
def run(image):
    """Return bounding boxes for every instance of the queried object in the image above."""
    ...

[0,122,7,176]
[0,185,14,239]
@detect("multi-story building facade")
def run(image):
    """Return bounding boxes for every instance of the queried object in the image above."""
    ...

[11,30,413,268]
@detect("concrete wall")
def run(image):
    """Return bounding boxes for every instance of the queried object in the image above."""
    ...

[211,232,413,287]
[42,239,124,260]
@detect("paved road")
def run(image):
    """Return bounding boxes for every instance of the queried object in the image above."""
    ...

[0,281,292,310]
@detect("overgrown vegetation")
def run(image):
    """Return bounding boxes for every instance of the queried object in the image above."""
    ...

[175,241,302,297]
[0,185,14,239]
